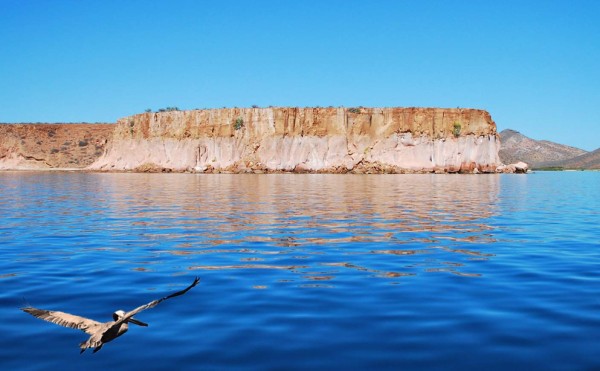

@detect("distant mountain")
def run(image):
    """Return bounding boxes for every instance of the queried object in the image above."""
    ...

[540,148,600,169]
[498,129,589,168]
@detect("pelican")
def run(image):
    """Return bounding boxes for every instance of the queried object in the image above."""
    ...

[21,277,200,354]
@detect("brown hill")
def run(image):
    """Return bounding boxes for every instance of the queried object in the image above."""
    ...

[540,148,600,169]
[0,123,114,169]
[499,129,587,168]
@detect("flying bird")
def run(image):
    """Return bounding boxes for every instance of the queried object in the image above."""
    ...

[21,277,200,354]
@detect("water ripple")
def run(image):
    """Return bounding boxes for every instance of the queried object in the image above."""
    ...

[0,172,599,369]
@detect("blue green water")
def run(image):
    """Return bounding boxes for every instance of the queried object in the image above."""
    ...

[0,172,598,370]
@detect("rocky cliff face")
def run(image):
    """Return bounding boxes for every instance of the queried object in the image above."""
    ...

[0,123,114,169]
[90,107,500,173]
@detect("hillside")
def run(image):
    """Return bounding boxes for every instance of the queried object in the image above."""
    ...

[499,129,588,168]
[0,123,114,169]
[540,148,600,169]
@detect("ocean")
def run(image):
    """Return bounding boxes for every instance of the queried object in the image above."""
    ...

[0,172,598,370]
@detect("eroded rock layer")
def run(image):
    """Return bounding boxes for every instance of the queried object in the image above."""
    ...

[90,107,500,173]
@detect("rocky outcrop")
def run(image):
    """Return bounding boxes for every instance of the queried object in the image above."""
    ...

[495,161,529,174]
[0,123,114,169]
[90,107,501,173]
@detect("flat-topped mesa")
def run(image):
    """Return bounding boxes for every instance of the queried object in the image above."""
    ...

[90,107,501,173]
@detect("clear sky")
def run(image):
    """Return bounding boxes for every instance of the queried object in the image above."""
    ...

[1,0,598,150]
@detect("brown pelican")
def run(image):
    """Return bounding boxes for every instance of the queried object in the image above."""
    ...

[21,277,200,354]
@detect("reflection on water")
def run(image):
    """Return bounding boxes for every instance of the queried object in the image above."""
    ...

[2,172,599,370]
[1,173,500,284]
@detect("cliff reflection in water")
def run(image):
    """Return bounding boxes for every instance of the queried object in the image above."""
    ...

[81,173,502,284]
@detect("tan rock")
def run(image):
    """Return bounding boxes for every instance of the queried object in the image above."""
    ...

[514,161,529,173]
[495,161,529,174]
[89,107,501,173]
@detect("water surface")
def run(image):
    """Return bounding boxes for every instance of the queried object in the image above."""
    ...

[0,172,598,370]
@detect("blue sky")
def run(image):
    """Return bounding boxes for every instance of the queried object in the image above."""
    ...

[1,0,598,150]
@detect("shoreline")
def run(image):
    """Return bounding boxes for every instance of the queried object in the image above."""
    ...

[2,107,510,173]
[0,167,527,174]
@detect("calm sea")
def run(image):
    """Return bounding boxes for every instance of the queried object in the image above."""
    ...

[0,172,598,370]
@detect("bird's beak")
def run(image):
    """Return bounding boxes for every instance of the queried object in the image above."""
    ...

[128,317,148,327]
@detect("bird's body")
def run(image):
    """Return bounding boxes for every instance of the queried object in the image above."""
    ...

[21,277,200,353]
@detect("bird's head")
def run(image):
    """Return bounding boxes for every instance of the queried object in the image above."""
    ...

[112,310,148,327]
[112,310,126,320]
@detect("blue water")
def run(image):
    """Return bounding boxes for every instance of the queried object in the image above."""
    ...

[0,172,598,370]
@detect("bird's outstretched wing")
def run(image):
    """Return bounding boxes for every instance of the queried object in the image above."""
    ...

[22,307,102,335]
[113,277,200,328]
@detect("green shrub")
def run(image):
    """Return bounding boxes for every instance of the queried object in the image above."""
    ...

[157,107,179,112]
[234,117,244,130]
[453,122,461,137]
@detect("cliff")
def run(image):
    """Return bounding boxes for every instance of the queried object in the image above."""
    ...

[90,107,501,173]
[0,123,114,169]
